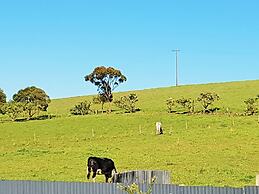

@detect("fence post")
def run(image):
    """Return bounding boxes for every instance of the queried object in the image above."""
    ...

[256,173,259,186]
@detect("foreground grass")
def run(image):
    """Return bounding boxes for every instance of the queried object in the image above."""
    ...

[0,80,259,187]
[0,112,259,187]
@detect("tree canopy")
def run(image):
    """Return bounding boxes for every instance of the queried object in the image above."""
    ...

[85,66,127,102]
[13,86,50,109]
[13,86,51,119]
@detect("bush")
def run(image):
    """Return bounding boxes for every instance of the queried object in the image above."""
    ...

[1,101,23,121]
[70,101,92,115]
[166,97,175,113]
[92,94,108,113]
[0,89,7,114]
[176,97,195,114]
[244,96,258,115]
[114,93,139,113]
[197,92,220,113]
[0,88,6,104]
[118,177,155,194]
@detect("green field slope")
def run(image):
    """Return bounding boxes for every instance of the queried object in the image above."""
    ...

[0,80,259,187]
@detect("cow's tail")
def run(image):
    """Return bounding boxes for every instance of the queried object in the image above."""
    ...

[112,163,118,177]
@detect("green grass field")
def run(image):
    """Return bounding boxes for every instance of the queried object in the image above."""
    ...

[0,80,259,187]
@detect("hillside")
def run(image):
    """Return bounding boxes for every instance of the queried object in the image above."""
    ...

[48,80,259,115]
[0,80,259,187]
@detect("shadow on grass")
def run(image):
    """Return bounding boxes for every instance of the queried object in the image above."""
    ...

[15,114,56,122]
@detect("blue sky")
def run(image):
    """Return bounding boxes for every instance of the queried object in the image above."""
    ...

[0,0,258,99]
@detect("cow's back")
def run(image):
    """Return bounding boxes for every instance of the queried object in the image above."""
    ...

[87,157,116,171]
[100,158,115,170]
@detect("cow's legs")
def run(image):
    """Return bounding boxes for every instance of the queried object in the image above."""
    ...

[105,175,109,183]
[92,168,97,182]
[87,167,91,179]
[92,169,97,179]
[105,173,112,183]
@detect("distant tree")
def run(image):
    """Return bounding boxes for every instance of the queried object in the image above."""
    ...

[0,88,7,114]
[0,88,6,104]
[1,101,23,121]
[166,97,175,113]
[70,100,92,115]
[85,66,127,112]
[13,86,50,120]
[114,93,139,113]
[244,97,258,115]
[176,97,195,114]
[197,92,220,113]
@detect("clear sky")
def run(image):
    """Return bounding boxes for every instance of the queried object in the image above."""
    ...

[0,0,258,99]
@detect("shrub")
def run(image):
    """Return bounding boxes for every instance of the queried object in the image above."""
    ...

[197,92,220,113]
[166,97,175,113]
[0,88,6,104]
[70,101,92,115]
[244,97,258,115]
[118,177,156,194]
[1,101,23,121]
[92,94,108,113]
[114,93,139,113]
[0,89,7,114]
[176,97,195,114]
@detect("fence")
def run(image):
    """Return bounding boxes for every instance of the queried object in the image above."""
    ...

[0,180,258,194]
[112,170,171,185]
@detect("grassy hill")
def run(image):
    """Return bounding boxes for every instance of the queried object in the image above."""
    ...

[0,80,259,187]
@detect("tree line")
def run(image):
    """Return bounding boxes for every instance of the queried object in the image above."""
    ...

[166,92,220,114]
[71,66,259,116]
[1,66,259,121]
[70,93,139,115]
[166,93,259,116]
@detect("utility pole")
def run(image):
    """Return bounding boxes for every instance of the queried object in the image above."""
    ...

[172,49,180,86]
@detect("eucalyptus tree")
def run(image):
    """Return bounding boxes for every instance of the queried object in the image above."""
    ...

[85,66,127,112]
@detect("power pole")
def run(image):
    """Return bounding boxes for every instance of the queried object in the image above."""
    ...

[172,49,180,86]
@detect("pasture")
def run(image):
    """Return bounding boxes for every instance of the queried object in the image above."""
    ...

[0,80,259,187]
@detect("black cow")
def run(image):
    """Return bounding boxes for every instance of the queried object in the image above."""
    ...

[87,157,117,183]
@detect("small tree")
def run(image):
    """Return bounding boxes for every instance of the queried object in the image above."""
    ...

[1,101,23,121]
[92,94,108,113]
[114,93,139,113]
[197,92,220,113]
[85,66,127,113]
[0,89,7,114]
[70,101,92,115]
[166,97,175,113]
[0,88,6,105]
[244,97,258,115]
[176,97,195,114]
[13,86,51,120]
